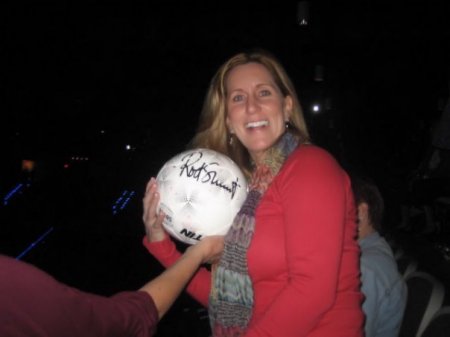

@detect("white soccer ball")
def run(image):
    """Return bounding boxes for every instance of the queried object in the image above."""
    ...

[156,148,248,245]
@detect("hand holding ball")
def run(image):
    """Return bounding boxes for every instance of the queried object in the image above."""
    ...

[156,149,248,245]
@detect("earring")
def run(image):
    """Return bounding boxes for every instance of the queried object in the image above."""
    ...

[228,134,233,146]
[285,120,290,129]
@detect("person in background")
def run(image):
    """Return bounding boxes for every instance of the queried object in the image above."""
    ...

[351,174,407,337]
[0,234,224,337]
[143,49,364,336]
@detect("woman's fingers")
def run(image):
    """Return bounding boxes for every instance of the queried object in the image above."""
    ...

[143,177,167,242]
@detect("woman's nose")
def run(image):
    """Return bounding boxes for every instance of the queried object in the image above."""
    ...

[246,95,259,114]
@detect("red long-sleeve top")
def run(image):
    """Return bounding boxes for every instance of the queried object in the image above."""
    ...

[0,255,158,337]
[144,145,364,336]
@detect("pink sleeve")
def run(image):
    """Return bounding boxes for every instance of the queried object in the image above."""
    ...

[142,236,211,307]
[245,147,348,336]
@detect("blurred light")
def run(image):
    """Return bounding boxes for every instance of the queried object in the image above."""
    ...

[22,160,35,172]
[16,227,54,260]
[112,190,136,215]
[64,163,70,169]
[3,183,24,206]
[125,144,131,150]
[297,1,309,26]
[314,65,324,82]
[70,156,89,162]
[312,104,321,113]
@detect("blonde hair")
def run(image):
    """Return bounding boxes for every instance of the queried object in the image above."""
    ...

[190,49,310,177]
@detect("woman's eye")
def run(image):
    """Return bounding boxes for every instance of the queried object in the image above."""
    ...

[232,94,244,102]
[259,89,271,97]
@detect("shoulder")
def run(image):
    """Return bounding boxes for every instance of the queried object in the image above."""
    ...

[286,144,339,168]
[292,143,335,159]
[274,144,351,199]
[281,144,343,179]
[360,245,402,287]
[360,234,395,260]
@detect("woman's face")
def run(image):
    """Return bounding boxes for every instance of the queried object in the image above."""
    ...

[225,62,292,164]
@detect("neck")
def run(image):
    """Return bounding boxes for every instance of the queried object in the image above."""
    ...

[250,131,299,171]
[359,224,376,240]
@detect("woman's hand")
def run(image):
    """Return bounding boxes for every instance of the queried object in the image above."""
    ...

[142,177,167,242]
[186,236,225,264]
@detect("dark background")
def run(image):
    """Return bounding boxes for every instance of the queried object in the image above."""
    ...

[4,1,449,170]
[2,1,450,336]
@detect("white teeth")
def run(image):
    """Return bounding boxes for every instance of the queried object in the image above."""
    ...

[246,120,269,128]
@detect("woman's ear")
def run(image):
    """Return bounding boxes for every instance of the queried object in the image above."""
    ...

[226,116,234,134]
[283,96,293,121]
[357,202,369,223]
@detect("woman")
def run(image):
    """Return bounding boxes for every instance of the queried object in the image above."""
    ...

[143,49,364,336]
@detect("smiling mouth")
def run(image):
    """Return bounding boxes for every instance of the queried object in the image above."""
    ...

[246,120,269,129]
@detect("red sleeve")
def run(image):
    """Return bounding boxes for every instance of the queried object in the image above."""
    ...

[142,236,211,307]
[0,255,158,337]
[245,146,349,337]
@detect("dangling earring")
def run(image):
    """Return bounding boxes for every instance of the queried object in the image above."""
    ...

[285,120,290,129]
[229,134,234,146]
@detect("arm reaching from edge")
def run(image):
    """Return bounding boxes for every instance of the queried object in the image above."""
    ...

[139,235,223,319]
[142,176,215,307]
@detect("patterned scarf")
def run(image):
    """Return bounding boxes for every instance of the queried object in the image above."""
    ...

[209,131,299,337]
